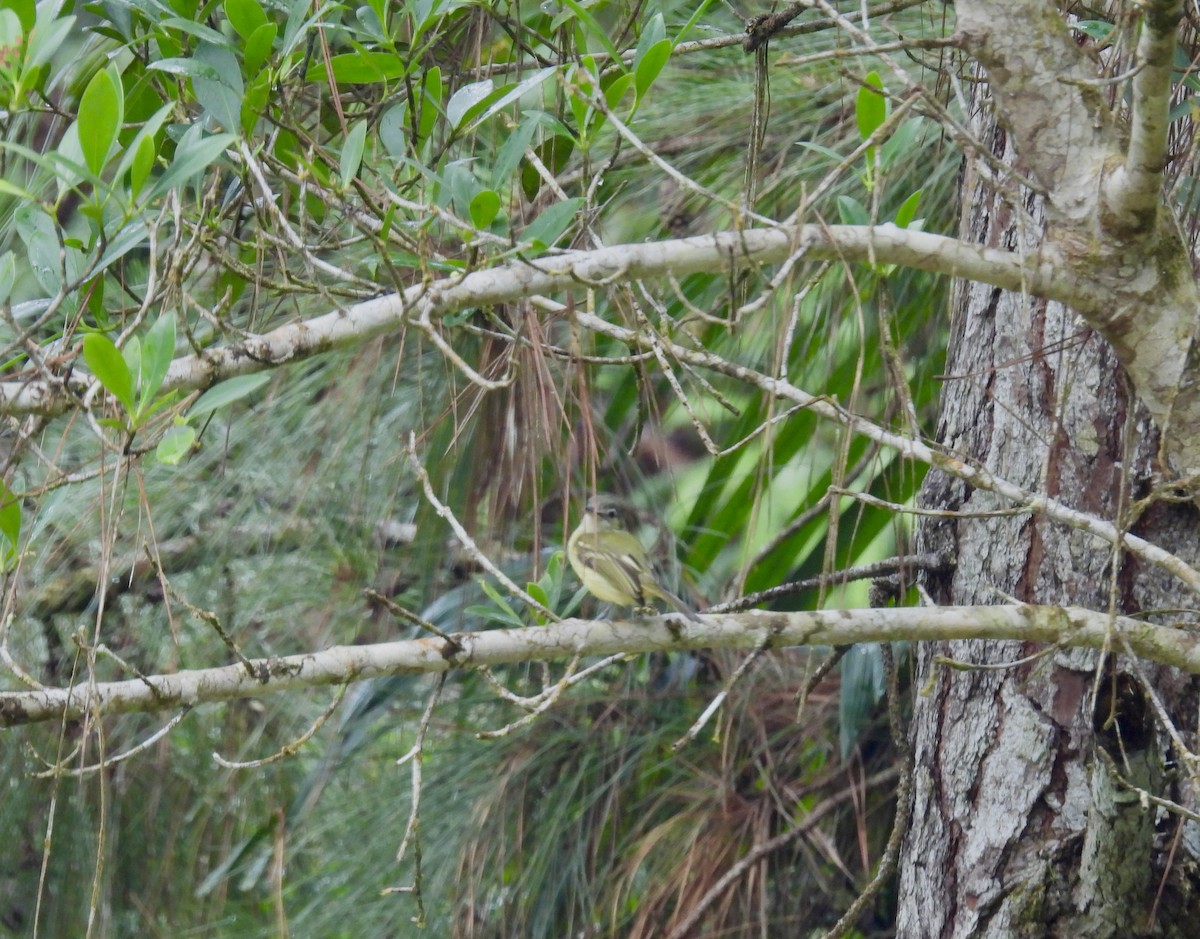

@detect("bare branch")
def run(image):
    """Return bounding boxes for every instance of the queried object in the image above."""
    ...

[1103,0,1184,227]
[3,606,1200,727]
[0,224,1096,419]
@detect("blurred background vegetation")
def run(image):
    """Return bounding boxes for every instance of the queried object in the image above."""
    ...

[0,0,958,934]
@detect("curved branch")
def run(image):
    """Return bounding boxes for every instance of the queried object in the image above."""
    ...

[2,605,1197,727]
[0,224,1094,419]
[954,0,1200,474]
[1103,0,1183,227]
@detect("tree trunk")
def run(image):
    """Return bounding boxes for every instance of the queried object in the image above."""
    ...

[899,65,1200,939]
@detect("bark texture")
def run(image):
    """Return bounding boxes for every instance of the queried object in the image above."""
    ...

[900,18,1200,937]
[953,0,1200,476]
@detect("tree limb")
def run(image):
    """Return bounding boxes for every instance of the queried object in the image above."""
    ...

[1103,0,1183,227]
[3,605,1198,727]
[954,0,1200,473]
[0,224,1094,419]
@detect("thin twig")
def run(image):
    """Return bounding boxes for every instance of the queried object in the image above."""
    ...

[719,554,951,612]
[476,653,590,738]
[385,673,446,928]
[665,766,901,939]
[478,651,629,710]
[32,709,192,777]
[671,633,772,750]
[406,434,558,622]
[213,687,348,769]
[816,643,911,939]
[365,589,463,653]
[154,547,257,675]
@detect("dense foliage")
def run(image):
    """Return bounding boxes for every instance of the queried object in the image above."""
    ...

[0,0,957,933]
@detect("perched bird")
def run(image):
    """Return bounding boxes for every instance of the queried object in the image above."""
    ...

[567,494,703,622]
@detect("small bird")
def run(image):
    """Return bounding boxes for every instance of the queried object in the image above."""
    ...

[567,494,703,622]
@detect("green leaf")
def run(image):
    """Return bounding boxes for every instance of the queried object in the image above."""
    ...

[15,204,82,295]
[1074,20,1114,41]
[468,68,555,132]
[463,603,525,628]
[836,194,870,227]
[193,43,244,134]
[796,140,845,163]
[492,110,554,187]
[634,38,671,102]
[521,197,583,250]
[468,189,500,229]
[243,22,277,75]
[545,549,563,583]
[568,61,593,140]
[88,277,108,328]
[560,0,622,63]
[0,5,27,40]
[602,72,632,112]
[356,2,385,40]
[879,116,925,170]
[190,373,271,417]
[307,50,406,84]
[474,577,524,626]
[379,102,408,159]
[525,581,550,608]
[1169,97,1195,123]
[241,68,272,136]
[894,189,922,229]
[125,134,154,197]
[147,130,236,201]
[94,219,152,278]
[839,643,885,758]
[440,160,477,219]
[115,103,172,197]
[139,311,176,406]
[78,65,123,176]
[160,16,234,47]
[856,71,887,143]
[148,57,225,81]
[417,66,442,145]
[123,336,142,386]
[156,423,197,464]
[83,333,135,414]
[520,133,574,201]
[225,0,268,40]
[0,479,20,570]
[155,21,184,59]
[531,553,564,613]
[47,125,91,194]
[634,11,666,63]
[25,7,73,70]
[446,78,493,129]
[677,0,717,43]
[280,0,315,57]
[409,0,442,44]
[0,177,34,200]
[136,391,181,424]
[0,252,16,305]
[340,120,368,189]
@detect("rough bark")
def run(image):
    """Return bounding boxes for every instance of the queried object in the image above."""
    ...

[900,7,1200,934]
[953,0,1200,476]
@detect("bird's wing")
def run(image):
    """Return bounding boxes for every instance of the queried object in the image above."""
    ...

[573,534,648,605]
